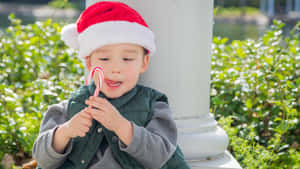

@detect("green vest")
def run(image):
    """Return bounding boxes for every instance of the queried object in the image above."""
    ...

[38,83,190,169]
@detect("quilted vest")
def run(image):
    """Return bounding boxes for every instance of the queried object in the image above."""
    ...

[37,83,190,169]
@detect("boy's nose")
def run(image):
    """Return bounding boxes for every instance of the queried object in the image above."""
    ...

[112,68,120,74]
[111,62,122,74]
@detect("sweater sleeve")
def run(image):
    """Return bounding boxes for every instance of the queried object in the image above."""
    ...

[118,101,177,169]
[32,100,73,169]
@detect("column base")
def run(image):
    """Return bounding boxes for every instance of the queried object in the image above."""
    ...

[175,113,241,169]
[175,114,228,158]
[188,151,242,169]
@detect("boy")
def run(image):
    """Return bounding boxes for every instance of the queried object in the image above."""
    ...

[32,1,190,169]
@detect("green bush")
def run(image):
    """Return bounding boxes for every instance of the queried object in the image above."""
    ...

[211,20,300,168]
[48,0,77,9]
[214,7,260,17]
[0,14,84,164]
[218,116,300,169]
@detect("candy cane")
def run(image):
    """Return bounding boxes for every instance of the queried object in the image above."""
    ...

[86,66,105,97]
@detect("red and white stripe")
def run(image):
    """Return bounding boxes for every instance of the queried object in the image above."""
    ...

[86,66,104,97]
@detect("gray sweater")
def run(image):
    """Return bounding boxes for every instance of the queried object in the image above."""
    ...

[32,100,177,169]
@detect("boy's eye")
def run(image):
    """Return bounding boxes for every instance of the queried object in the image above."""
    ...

[98,57,134,61]
[124,58,133,61]
[99,58,108,61]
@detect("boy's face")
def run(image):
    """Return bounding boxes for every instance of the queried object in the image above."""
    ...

[86,43,149,99]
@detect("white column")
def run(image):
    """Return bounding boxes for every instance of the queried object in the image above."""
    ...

[86,0,241,168]
[260,0,267,14]
[295,0,300,13]
[267,0,275,17]
[286,0,293,15]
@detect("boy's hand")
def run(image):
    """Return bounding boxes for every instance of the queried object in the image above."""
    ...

[62,108,93,139]
[85,96,124,132]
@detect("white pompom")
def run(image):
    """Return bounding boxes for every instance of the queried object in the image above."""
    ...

[61,24,79,49]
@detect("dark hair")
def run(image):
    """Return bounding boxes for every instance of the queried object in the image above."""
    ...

[143,47,149,56]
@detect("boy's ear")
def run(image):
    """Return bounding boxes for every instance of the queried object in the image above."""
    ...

[85,56,92,72]
[140,54,150,74]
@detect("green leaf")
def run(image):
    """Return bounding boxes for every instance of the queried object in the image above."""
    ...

[265,57,273,65]
[246,99,252,109]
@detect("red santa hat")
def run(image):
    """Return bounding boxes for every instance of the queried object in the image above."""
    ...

[61,1,156,59]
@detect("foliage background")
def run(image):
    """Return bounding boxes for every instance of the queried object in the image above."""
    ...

[211,20,300,168]
[0,15,299,168]
[0,14,84,167]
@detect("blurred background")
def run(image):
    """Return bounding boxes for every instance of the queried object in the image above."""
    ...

[214,0,300,41]
[0,0,83,32]
[1,0,300,41]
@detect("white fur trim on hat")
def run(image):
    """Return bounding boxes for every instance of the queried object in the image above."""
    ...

[61,24,79,49]
[78,21,156,58]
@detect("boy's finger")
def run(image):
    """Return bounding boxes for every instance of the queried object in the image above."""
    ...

[85,100,105,110]
[78,132,86,137]
[80,111,93,120]
[80,109,90,116]
[81,120,92,128]
[88,96,108,105]
[80,126,90,133]
[79,108,88,114]
[89,109,103,121]
[84,109,93,117]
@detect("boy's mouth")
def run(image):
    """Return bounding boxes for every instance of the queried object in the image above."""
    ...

[105,79,122,88]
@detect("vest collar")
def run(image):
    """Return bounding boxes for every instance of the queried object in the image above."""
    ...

[87,82,138,108]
